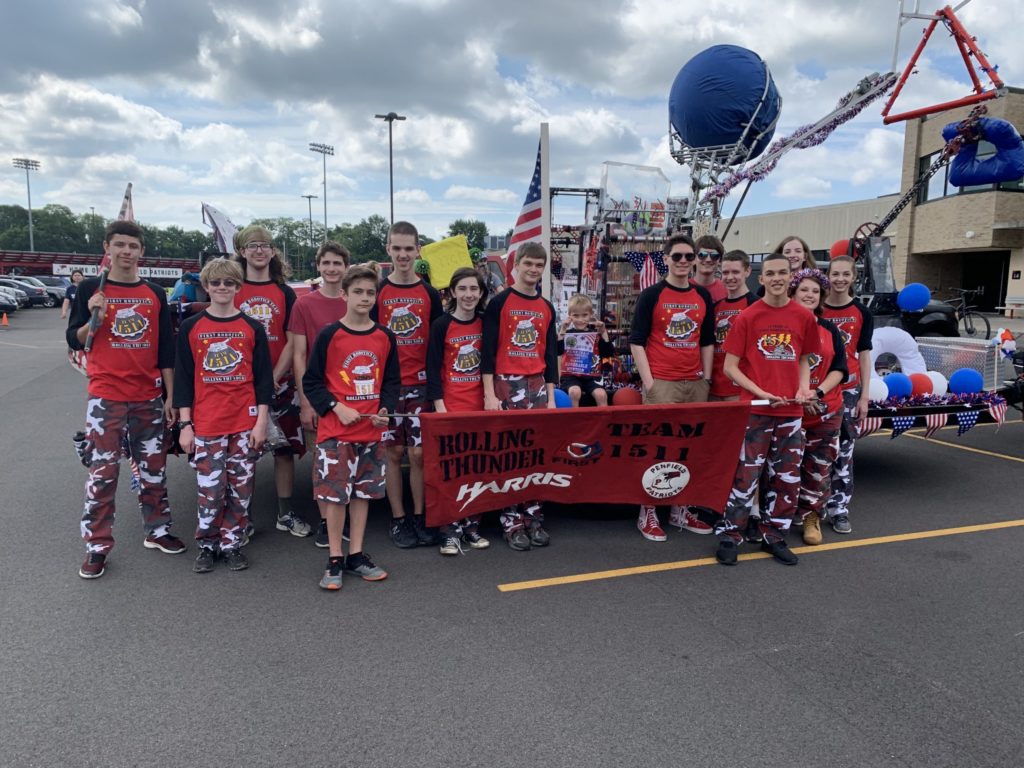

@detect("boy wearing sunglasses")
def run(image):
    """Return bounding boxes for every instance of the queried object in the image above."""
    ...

[692,235,727,303]
[174,259,274,573]
[628,233,716,542]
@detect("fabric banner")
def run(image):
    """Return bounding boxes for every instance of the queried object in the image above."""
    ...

[422,401,751,527]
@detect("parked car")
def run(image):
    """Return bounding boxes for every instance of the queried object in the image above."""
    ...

[0,283,29,308]
[8,275,62,307]
[0,277,49,307]
[0,287,21,314]
[35,275,71,289]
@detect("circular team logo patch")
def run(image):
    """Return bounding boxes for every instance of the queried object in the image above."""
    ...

[642,462,690,499]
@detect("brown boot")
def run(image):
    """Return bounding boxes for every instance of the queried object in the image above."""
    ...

[803,514,823,546]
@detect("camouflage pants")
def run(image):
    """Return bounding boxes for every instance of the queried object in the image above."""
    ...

[81,397,171,554]
[496,374,547,531]
[798,409,842,521]
[716,414,805,544]
[826,388,861,519]
[191,432,257,551]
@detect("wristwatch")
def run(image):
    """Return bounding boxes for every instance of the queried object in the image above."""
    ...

[814,388,825,399]
[178,420,193,429]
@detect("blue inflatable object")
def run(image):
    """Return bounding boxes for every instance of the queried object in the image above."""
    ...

[553,388,572,408]
[669,45,781,162]
[943,117,1024,187]
[897,282,931,312]
[949,367,984,395]
[883,372,913,399]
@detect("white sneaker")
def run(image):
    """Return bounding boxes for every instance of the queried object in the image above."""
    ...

[276,513,312,537]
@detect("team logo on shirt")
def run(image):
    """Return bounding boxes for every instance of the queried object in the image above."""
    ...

[453,343,481,374]
[665,311,697,340]
[388,304,422,337]
[756,332,797,361]
[511,318,538,349]
[714,316,734,345]
[203,340,243,374]
[807,352,822,374]
[339,350,381,399]
[110,304,149,341]
[239,298,276,334]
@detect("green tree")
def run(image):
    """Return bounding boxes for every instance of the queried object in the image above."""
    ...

[447,218,489,251]
[330,214,389,264]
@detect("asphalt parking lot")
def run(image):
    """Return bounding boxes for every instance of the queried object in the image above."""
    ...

[2,309,1023,768]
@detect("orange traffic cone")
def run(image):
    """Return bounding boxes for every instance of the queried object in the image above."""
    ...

[1,312,9,329]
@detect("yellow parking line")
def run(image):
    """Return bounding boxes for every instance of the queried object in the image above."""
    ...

[902,432,1024,463]
[497,519,1024,592]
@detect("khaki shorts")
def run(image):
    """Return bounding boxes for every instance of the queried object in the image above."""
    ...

[708,393,740,403]
[643,378,710,405]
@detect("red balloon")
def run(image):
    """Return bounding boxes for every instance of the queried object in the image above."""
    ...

[909,372,933,395]
[830,239,851,258]
[613,387,642,405]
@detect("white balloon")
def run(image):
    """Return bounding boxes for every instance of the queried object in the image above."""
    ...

[868,377,889,402]
[926,370,948,396]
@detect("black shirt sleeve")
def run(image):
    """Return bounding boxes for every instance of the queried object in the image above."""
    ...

[303,323,338,417]
[66,277,101,349]
[598,337,616,357]
[481,290,509,375]
[149,281,175,370]
[543,299,558,384]
[855,301,874,352]
[694,285,716,347]
[425,315,450,402]
[246,316,275,406]
[627,283,660,347]
[381,327,401,414]
[427,283,444,323]
[172,315,199,408]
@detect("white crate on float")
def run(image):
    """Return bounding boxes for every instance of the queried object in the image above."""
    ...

[915,337,1014,391]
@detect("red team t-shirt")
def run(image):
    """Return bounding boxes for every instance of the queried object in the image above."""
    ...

[173,311,274,436]
[804,318,849,426]
[722,300,820,418]
[372,278,443,386]
[821,299,873,391]
[628,281,716,381]
[66,278,174,401]
[234,280,296,367]
[288,290,347,354]
[698,279,727,304]
[426,314,484,413]
[303,322,401,444]
[481,288,558,381]
[709,293,757,397]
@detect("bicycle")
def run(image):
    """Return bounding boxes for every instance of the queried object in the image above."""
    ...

[946,287,991,339]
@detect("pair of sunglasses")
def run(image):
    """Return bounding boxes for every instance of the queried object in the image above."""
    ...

[668,251,696,263]
[696,250,721,261]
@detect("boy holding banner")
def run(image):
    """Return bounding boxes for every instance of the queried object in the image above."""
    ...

[481,242,558,551]
[714,253,819,566]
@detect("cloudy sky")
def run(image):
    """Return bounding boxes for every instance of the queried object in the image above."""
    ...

[0,0,1018,242]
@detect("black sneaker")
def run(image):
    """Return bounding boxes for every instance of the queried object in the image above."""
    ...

[79,553,107,579]
[528,521,550,547]
[223,548,249,571]
[831,514,852,534]
[761,539,798,565]
[314,519,329,548]
[715,540,738,566]
[193,548,216,574]
[504,529,531,551]
[389,516,419,549]
[344,551,388,581]
[412,515,436,546]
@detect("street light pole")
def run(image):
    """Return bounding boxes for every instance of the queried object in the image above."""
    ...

[12,158,40,252]
[301,194,317,249]
[308,142,333,239]
[374,112,406,225]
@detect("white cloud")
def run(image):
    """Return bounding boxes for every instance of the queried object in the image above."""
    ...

[87,0,144,31]
[774,175,832,199]
[444,186,519,204]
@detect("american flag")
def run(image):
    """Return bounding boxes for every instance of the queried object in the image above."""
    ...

[859,416,884,438]
[890,415,916,439]
[988,401,1008,425]
[923,412,949,438]
[623,252,660,290]
[956,409,981,436]
[504,141,544,283]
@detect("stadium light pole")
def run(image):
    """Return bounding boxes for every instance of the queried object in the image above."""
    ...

[301,194,318,248]
[374,112,406,225]
[12,157,40,252]
[308,142,333,238]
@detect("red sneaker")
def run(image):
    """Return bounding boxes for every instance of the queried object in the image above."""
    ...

[144,533,187,554]
[637,506,667,541]
[79,553,107,579]
[674,506,713,535]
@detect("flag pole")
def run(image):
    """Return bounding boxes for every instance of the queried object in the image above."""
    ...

[539,122,551,300]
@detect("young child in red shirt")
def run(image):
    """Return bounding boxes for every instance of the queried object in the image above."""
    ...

[715,253,819,566]
[426,267,491,555]
[174,259,274,573]
[557,293,614,407]
[303,265,400,590]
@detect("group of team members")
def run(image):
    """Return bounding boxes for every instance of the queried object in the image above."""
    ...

[66,218,872,586]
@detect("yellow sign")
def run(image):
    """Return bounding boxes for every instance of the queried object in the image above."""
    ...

[421,235,473,288]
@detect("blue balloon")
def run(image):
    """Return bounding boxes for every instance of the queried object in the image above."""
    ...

[553,388,572,408]
[949,368,984,395]
[669,45,781,162]
[883,372,913,399]
[897,283,931,312]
